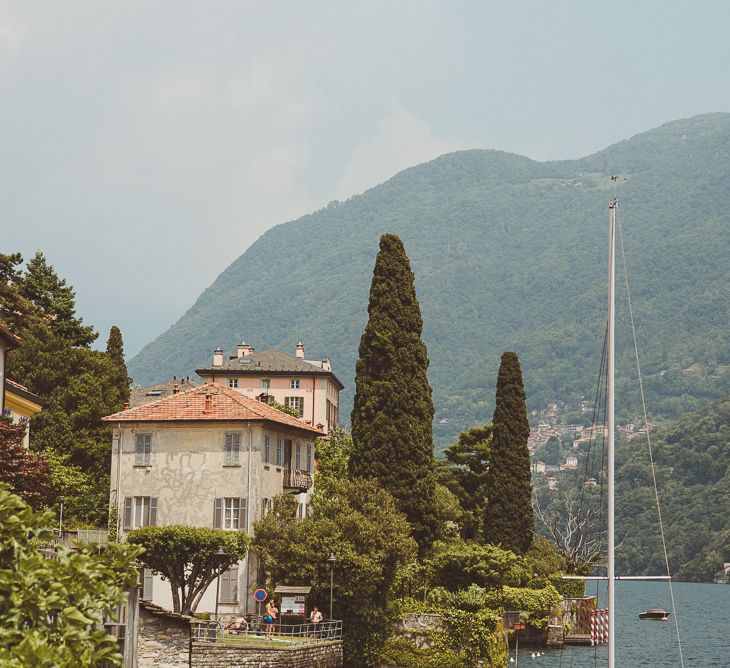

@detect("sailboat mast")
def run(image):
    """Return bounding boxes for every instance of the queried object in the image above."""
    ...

[607,196,617,668]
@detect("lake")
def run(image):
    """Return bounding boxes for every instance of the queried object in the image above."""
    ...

[514,581,730,667]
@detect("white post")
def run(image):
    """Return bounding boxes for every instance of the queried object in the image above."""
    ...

[607,197,617,668]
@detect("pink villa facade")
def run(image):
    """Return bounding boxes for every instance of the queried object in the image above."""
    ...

[195,341,343,435]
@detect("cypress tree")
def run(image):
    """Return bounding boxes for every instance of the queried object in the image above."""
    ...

[349,233,438,553]
[483,352,533,553]
[106,325,131,404]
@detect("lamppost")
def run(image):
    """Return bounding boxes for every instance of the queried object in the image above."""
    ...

[326,553,336,620]
[214,547,227,622]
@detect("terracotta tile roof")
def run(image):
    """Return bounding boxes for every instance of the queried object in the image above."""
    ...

[130,377,200,407]
[102,383,323,435]
[4,378,43,407]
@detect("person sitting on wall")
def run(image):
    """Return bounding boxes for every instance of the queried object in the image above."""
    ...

[225,616,248,634]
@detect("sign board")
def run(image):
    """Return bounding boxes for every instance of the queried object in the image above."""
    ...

[513,622,525,630]
[254,588,267,603]
[280,594,306,614]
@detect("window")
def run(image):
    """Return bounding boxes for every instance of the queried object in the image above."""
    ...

[141,568,154,600]
[295,442,302,469]
[261,497,272,517]
[290,379,300,389]
[135,434,152,466]
[225,433,241,466]
[228,378,238,388]
[306,444,312,473]
[285,396,304,416]
[123,496,157,529]
[264,435,271,464]
[260,379,270,391]
[219,567,239,603]
[214,497,248,530]
[276,438,282,466]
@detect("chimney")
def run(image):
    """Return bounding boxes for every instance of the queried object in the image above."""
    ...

[321,358,331,371]
[204,393,212,413]
[172,383,179,395]
[213,348,223,367]
[295,341,305,359]
[123,402,130,410]
[237,342,246,358]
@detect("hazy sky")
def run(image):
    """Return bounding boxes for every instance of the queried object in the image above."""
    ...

[3,1,729,356]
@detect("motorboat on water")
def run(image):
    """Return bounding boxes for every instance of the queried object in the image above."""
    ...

[639,609,670,621]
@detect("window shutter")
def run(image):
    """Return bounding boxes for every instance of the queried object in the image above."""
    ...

[123,497,133,530]
[142,568,154,600]
[233,433,241,465]
[240,498,248,531]
[214,498,222,528]
[144,434,151,465]
[149,497,158,526]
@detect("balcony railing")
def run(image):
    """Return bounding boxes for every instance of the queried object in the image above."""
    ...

[191,617,342,645]
[283,468,313,492]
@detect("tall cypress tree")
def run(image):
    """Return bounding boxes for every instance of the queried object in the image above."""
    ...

[106,325,131,404]
[349,233,438,552]
[483,352,533,554]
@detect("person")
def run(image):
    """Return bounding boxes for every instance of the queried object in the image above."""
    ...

[309,606,323,637]
[225,616,248,635]
[264,598,278,640]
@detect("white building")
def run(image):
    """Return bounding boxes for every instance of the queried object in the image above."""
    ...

[104,382,323,615]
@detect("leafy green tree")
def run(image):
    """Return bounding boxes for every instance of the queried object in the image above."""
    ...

[19,251,96,347]
[424,542,530,592]
[0,417,51,510]
[254,478,417,667]
[540,436,562,466]
[127,525,250,614]
[483,352,533,554]
[349,233,437,552]
[0,484,141,667]
[439,423,492,540]
[2,253,129,526]
[314,427,353,482]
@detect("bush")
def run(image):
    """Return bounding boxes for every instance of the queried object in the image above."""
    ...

[380,638,468,668]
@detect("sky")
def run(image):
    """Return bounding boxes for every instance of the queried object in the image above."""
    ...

[3,1,730,356]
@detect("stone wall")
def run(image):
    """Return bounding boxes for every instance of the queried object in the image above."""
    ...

[392,613,446,649]
[137,605,190,668]
[190,641,343,668]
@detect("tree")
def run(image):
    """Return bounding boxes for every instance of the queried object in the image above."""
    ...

[424,542,530,592]
[483,352,533,554]
[127,525,250,614]
[254,478,417,667]
[349,233,437,553]
[439,423,492,540]
[2,253,129,526]
[0,484,141,666]
[314,427,353,482]
[105,325,130,404]
[0,416,51,510]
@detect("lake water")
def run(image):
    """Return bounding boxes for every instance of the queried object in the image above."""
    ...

[513,581,730,667]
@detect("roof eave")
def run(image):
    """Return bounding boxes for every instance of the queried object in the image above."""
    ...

[194,368,345,390]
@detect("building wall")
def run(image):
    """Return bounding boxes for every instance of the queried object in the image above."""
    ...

[201,375,339,433]
[4,389,41,448]
[190,641,343,668]
[110,421,315,614]
[0,339,7,414]
[137,606,190,668]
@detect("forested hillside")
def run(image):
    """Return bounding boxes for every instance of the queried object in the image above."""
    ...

[129,113,730,450]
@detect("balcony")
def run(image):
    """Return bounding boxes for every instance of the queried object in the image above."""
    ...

[283,468,313,492]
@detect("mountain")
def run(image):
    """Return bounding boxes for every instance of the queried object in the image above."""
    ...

[615,394,730,581]
[128,113,730,450]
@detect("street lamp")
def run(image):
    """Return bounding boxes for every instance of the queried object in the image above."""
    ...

[214,547,227,622]
[326,553,337,620]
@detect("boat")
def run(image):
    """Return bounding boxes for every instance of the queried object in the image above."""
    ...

[639,609,670,621]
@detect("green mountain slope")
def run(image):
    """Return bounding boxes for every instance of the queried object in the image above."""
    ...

[129,113,730,450]
[616,395,730,580]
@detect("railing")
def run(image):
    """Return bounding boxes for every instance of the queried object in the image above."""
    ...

[283,469,313,491]
[191,616,342,646]
[52,529,109,547]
